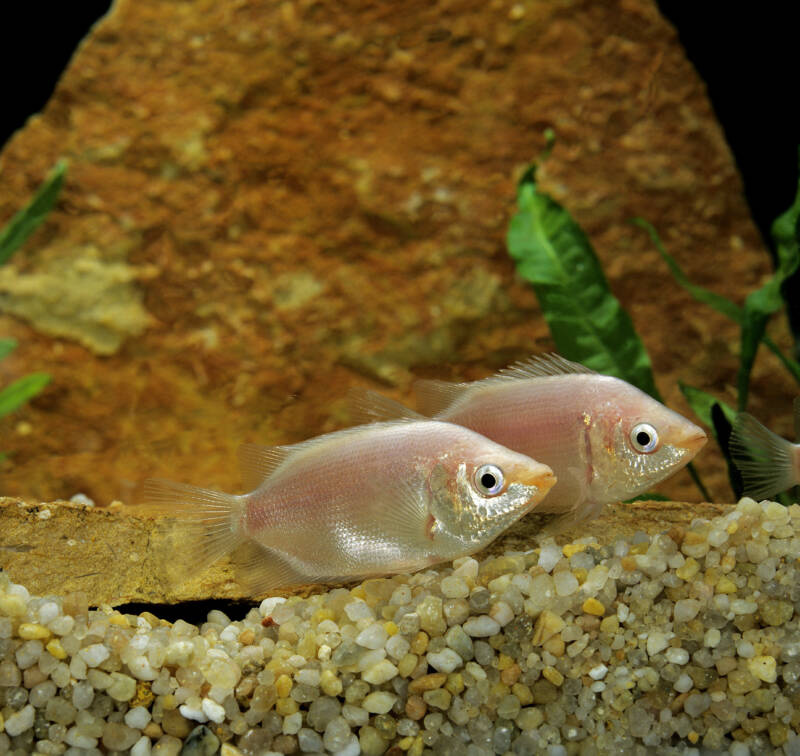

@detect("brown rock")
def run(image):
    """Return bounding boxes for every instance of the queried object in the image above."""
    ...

[0,495,731,603]
[0,0,785,509]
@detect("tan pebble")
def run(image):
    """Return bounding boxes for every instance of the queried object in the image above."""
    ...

[683,531,706,546]
[688,731,699,744]
[542,636,565,657]
[629,542,649,555]
[276,697,298,715]
[599,615,619,634]
[275,674,292,698]
[676,557,700,581]
[748,655,777,683]
[513,682,533,705]
[405,694,427,720]
[397,653,418,678]
[108,614,130,627]
[562,543,587,558]
[161,709,191,738]
[715,576,737,594]
[320,669,342,696]
[410,631,429,655]
[143,722,162,739]
[445,673,464,695]
[221,744,246,756]
[582,598,605,616]
[408,672,447,693]
[620,556,637,571]
[542,666,564,686]
[238,628,255,645]
[500,663,521,686]
[532,610,565,644]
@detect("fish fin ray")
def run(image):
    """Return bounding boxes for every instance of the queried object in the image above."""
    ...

[729,413,796,500]
[347,387,423,424]
[415,354,594,416]
[231,542,312,595]
[495,353,595,381]
[237,444,293,491]
[414,379,469,416]
[138,479,244,582]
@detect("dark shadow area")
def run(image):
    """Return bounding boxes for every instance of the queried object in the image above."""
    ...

[0,2,112,150]
[111,599,259,627]
[657,2,800,352]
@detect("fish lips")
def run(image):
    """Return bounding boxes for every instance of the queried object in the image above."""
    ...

[505,460,557,503]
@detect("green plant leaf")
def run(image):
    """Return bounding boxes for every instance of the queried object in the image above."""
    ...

[0,338,17,361]
[635,216,800,409]
[679,383,737,429]
[0,372,51,419]
[0,160,67,266]
[507,166,660,399]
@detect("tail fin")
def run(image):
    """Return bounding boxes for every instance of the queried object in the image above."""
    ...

[138,479,245,578]
[729,413,797,500]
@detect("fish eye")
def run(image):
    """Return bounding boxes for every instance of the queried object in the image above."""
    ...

[630,423,659,453]
[474,464,505,496]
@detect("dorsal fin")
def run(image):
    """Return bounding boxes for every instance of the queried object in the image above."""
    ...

[347,387,423,424]
[415,354,594,416]
[495,353,595,381]
[414,379,469,417]
[237,443,292,491]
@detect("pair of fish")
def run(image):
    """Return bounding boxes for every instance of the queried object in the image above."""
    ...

[143,354,707,592]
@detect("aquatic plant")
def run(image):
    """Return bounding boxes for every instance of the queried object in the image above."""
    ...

[506,140,799,501]
[633,149,800,499]
[506,143,708,499]
[0,161,65,454]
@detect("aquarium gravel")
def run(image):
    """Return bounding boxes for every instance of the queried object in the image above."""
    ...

[2,498,800,755]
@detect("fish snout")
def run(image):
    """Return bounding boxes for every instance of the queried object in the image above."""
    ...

[683,428,709,456]
[512,460,557,498]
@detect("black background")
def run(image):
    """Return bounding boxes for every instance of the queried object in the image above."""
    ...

[1,3,797,253]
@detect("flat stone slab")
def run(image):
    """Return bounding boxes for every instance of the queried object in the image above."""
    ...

[0,496,728,606]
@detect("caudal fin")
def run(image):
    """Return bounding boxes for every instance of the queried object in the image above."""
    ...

[138,479,245,580]
[729,413,797,500]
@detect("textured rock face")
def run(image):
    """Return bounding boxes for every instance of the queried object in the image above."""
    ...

[0,0,789,504]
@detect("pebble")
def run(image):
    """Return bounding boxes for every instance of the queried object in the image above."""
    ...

[0,496,798,755]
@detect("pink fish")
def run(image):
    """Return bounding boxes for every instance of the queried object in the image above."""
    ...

[140,420,555,592]
[352,355,707,523]
[729,398,800,499]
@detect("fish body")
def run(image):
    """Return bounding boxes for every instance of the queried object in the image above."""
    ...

[142,419,555,592]
[353,355,706,521]
[730,399,800,499]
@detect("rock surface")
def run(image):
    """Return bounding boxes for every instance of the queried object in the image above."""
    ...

[0,496,726,605]
[0,0,793,506]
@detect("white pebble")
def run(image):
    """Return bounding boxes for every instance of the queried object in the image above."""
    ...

[259,596,287,616]
[79,643,110,668]
[731,599,758,615]
[283,711,303,734]
[131,736,152,756]
[646,632,670,657]
[128,655,158,681]
[362,691,397,714]
[553,571,579,596]
[588,664,608,680]
[489,601,514,626]
[427,648,463,674]
[3,704,35,736]
[538,542,562,572]
[179,701,208,722]
[356,623,388,650]
[703,628,721,648]
[124,706,152,729]
[386,634,410,660]
[344,600,374,621]
[665,647,689,665]
[452,556,479,580]
[737,641,755,659]
[673,599,701,623]
[463,616,501,637]
[202,697,226,723]
[673,673,693,693]
[441,575,469,598]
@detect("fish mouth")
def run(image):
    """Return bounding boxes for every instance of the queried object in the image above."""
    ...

[511,461,556,500]
[682,430,709,455]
